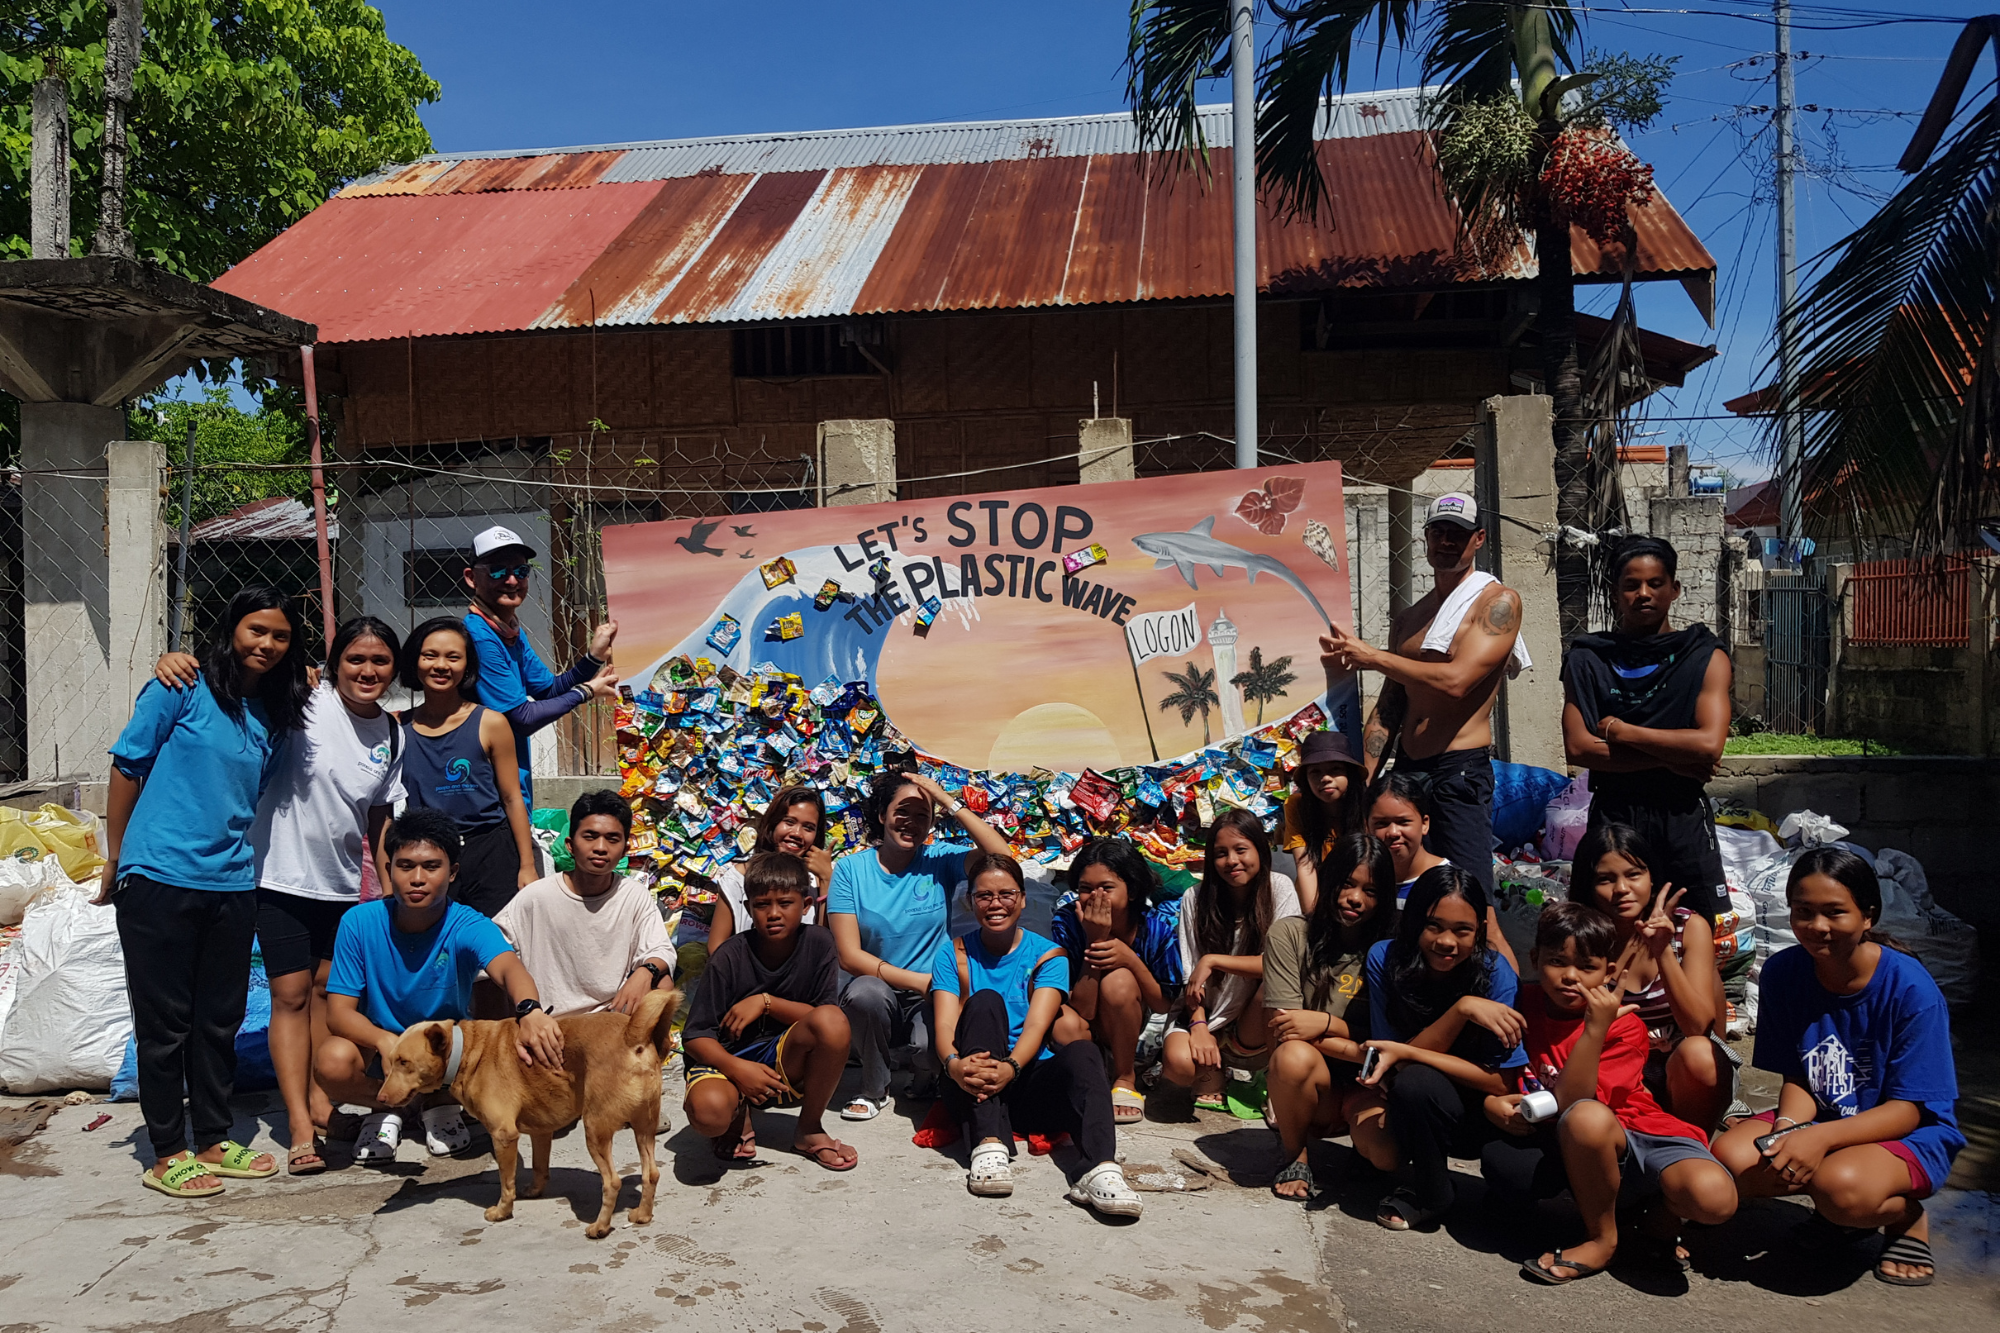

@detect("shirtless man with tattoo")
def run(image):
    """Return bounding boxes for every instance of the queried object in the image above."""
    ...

[1319,493,1527,902]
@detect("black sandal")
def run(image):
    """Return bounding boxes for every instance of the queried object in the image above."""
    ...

[1874,1234,1936,1287]
[1272,1158,1320,1202]
[1629,1232,1692,1273]
[1521,1248,1607,1285]
[711,1102,757,1163]
[1376,1187,1446,1232]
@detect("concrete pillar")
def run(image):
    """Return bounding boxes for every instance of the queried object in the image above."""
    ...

[20,401,120,779]
[1386,485,1417,616]
[1078,417,1135,483]
[819,418,896,507]
[107,440,166,721]
[1483,394,1564,772]
[31,72,69,259]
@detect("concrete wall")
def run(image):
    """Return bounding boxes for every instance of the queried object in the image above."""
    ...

[1826,560,1997,755]
[1706,754,1997,927]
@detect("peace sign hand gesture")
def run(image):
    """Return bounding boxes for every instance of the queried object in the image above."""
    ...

[1637,884,1685,959]
[1583,971,1641,1036]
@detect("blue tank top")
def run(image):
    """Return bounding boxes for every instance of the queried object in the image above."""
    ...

[402,705,505,832]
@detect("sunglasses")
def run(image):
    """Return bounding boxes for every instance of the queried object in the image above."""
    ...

[480,563,533,582]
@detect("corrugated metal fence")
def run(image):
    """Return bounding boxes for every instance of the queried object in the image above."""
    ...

[1848,555,1971,647]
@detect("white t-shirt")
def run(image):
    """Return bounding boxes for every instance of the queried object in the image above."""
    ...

[713,863,821,940]
[1177,871,1302,1032]
[252,684,405,902]
[496,872,676,1017]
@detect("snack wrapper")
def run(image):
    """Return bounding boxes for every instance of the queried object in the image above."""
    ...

[706,614,742,655]
[760,556,798,589]
[1061,543,1109,576]
[914,596,942,629]
[767,612,804,642]
[813,579,843,610]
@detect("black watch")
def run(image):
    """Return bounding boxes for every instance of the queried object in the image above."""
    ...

[633,960,667,987]
[515,998,545,1019]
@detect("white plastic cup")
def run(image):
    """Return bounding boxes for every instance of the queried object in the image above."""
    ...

[1521,1090,1561,1123]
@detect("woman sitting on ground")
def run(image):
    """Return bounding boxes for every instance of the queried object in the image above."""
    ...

[1264,833,1400,1200]
[1049,837,1183,1124]
[1712,848,1963,1288]
[709,785,835,943]
[1161,809,1300,1111]
[1281,731,1369,914]
[1358,864,1528,1231]
[931,851,1140,1218]
[1571,822,1731,1133]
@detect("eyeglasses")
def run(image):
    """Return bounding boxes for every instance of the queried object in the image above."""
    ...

[971,890,1022,906]
[480,564,532,582]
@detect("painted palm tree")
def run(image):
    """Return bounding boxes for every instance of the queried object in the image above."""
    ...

[1125,2,1673,637]
[1778,17,2000,551]
[1158,660,1221,743]
[1230,645,1296,724]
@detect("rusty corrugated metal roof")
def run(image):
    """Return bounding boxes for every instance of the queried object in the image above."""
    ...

[187,497,339,542]
[213,90,1717,343]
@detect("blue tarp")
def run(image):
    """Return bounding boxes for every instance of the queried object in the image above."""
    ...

[110,948,274,1101]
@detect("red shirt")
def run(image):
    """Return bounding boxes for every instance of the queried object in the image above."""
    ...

[1519,991,1706,1144]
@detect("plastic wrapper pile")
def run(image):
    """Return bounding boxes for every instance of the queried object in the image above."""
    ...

[616,655,1329,916]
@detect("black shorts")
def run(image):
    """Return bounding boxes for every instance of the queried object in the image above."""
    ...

[451,822,536,919]
[1395,745,1495,894]
[1585,794,1730,924]
[255,888,352,978]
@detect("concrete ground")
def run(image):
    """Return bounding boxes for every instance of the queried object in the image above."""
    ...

[1,1061,1995,1333]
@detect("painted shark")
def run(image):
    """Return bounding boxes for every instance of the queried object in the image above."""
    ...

[1131,517,1331,626]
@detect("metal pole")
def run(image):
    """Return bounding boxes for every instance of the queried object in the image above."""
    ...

[1230,0,1258,469]
[168,421,195,652]
[300,346,338,650]
[1775,0,1802,542]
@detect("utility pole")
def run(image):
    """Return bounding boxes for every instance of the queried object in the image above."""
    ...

[1775,0,1802,541]
[1230,0,1258,470]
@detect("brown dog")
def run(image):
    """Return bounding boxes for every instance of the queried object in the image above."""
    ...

[379,988,680,1238]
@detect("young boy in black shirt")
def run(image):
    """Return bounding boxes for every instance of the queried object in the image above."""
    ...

[682,851,857,1170]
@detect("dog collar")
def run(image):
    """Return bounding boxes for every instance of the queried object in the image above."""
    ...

[443,1024,465,1084]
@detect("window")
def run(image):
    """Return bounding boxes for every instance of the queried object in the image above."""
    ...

[404,548,472,607]
[732,324,874,377]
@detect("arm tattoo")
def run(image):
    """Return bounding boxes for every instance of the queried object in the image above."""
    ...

[1364,728,1388,759]
[1481,596,1518,635]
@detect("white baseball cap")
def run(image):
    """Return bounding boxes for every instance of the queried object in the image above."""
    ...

[1424,492,1479,530]
[471,525,537,560]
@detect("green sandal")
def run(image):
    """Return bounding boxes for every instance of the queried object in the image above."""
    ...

[140,1155,225,1199]
[202,1140,278,1179]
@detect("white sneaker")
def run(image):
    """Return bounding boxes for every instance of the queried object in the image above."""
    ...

[1068,1163,1142,1218]
[967,1146,1013,1197]
[422,1104,477,1156]
[354,1111,403,1163]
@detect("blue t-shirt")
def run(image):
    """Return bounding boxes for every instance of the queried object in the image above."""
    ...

[462,612,554,803]
[930,927,1070,1062]
[109,679,281,892]
[327,899,513,1033]
[1051,892,1185,987]
[1754,944,1964,1190]
[1364,938,1527,1070]
[827,845,963,977]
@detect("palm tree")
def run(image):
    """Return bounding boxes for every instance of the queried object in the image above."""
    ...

[1230,645,1296,724]
[1126,2,1673,637]
[1158,660,1221,743]
[1777,17,2000,552]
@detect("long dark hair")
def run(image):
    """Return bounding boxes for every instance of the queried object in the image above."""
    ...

[326,615,403,681]
[202,587,311,733]
[399,616,480,693]
[1572,822,1659,911]
[756,785,826,853]
[1293,761,1367,870]
[1301,833,1397,1009]
[1066,837,1161,916]
[1786,846,1908,952]
[1384,864,1495,1035]
[861,771,927,843]
[1193,808,1276,959]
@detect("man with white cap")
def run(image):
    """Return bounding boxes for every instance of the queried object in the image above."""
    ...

[1318,492,1529,902]
[462,525,620,807]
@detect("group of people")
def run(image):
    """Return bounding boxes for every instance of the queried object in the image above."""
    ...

[94,498,1962,1284]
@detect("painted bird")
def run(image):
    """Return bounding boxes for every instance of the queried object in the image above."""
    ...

[731,524,757,537]
[674,520,726,557]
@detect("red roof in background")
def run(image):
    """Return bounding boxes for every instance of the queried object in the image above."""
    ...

[211,91,1717,344]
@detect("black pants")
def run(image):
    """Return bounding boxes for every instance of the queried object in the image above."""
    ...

[1385,1061,1498,1214]
[114,875,257,1158]
[1587,790,1732,924]
[1396,746,1495,894]
[941,990,1115,1171]
[1480,1124,1570,1204]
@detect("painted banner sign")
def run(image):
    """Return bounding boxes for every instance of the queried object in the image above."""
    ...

[1124,602,1203,666]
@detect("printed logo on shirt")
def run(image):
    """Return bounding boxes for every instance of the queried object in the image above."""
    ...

[1804,1033,1862,1113]
[435,755,480,797]
[370,740,393,766]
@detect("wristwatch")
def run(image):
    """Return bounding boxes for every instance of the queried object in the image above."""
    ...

[515,998,545,1019]
[633,960,667,987]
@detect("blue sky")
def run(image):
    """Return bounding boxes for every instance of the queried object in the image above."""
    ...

[211,3,1990,484]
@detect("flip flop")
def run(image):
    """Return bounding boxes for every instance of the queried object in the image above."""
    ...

[1193,1090,1228,1113]
[1521,1249,1608,1285]
[286,1142,328,1177]
[712,1103,758,1162]
[202,1140,278,1179]
[1375,1187,1446,1232]
[840,1096,884,1122]
[1272,1158,1320,1202]
[790,1138,858,1172]
[1629,1232,1691,1274]
[1112,1087,1146,1124]
[140,1156,225,1199]
[1874,1235,1936,1287]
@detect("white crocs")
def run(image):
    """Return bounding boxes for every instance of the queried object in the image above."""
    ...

[354,1111,403,1163]
[1067,1162,1143,1218]
[967,1145,1013,1197]
[421,1104,477,1156]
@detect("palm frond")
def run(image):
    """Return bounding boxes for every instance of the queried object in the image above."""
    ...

[1418,0,1520,106]
[1125,0,1236,177]
[1776,97,2000,550]
[1256,1,1423,219]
